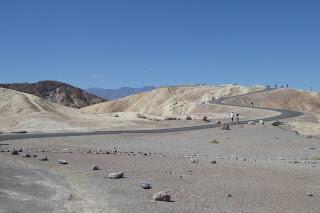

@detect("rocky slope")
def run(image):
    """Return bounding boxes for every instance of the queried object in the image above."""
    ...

[0,81,106,108]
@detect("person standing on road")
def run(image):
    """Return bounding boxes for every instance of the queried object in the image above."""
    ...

[236,113,240,124]
[230,112,235,123]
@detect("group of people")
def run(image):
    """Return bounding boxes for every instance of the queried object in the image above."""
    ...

[229,112,240,124]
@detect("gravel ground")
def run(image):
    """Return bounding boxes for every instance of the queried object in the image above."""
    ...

[0,124,320,213]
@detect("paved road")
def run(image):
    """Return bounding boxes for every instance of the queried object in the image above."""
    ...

[0,89,303,141]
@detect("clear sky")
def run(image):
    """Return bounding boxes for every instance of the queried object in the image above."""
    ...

[1,0,319,90]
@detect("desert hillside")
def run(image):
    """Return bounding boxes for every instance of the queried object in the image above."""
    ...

[0,80,106,108]
[0,88,146,132]
[83,85,265,117]
[223,88,320,113]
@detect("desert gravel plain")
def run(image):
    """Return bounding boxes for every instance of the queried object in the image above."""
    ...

[1,123,320,213]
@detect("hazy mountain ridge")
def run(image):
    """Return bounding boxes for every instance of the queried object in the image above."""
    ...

[86,86,156,100]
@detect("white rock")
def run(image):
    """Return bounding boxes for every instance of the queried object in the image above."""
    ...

[108,172,124,179]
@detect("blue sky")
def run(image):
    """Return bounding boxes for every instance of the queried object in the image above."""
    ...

[1,0,319,90]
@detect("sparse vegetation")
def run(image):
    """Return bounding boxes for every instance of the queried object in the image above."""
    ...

[210,139,220,144]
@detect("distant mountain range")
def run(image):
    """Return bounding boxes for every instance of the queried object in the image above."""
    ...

[0,80,107,108]
[86,86,156,100]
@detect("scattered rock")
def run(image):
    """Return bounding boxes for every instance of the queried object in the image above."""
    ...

[92,164,99,170]
[229,155,238,161]
[186,116,192,120]
[190,158,198,164]
[153,191,171,202]
[32,154,38,158]
[165,117,177,121]
[59,159,68,164]
[21,153,31,158]
[38,156,48,161]
[259,120,264,124]
[139,182,152,189]
[209,159,217,164]
[108,172,124,179]
[11,150,19,155]
[222,123,230,130]
[272,120,283,126]
[18,148,23,152]
[248,121,255,125]
[226,194,232,198]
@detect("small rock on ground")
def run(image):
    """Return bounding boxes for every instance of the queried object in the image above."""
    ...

[209,159,217,164]
[139,182,152,189]
[11,150,19,155]
[38,156,48,161]
[108,172,124,179]
[190,158,198,164]
[21,153,31,158]
[92,164,99,170]
[59,159,68,164]
[153,191,171,202]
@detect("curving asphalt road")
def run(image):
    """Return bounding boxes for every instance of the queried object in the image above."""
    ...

[0,88,303,141]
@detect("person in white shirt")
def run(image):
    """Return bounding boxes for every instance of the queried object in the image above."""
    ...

[230,112,235,123]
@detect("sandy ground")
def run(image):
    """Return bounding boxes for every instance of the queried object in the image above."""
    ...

[1,124,320,213]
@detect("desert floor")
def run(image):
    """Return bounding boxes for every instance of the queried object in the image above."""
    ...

[0,122,320,213]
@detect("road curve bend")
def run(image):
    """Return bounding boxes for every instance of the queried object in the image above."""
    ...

[0,88,303,141]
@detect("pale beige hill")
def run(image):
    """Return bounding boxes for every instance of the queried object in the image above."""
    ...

[83,85,266,118]
[0,88,147,133]
[223,88,320,137]
[223,88,320,112]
